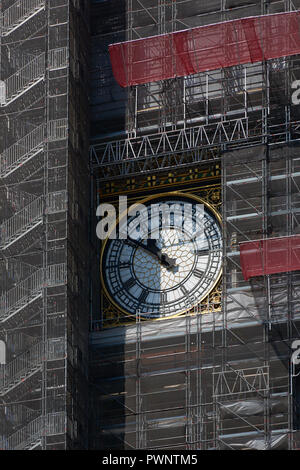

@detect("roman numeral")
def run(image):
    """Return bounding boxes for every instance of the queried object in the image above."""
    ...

[180,285,188,296]
[160,292,167,304]
[196,248,210,256]
[108,262,130,269]
[123,278,135,290]
[194,268,204,278]
[138,290,148,303]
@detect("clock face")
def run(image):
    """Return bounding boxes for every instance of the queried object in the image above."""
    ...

[101,193,222,319]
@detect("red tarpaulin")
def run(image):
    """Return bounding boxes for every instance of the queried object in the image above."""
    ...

[109,11,300,87]
[240,235,300,281]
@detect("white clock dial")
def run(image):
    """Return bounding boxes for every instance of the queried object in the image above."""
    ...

[101,194,222,319]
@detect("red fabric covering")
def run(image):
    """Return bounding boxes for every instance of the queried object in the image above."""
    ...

[240,235,300,281]
[109,11,300,87]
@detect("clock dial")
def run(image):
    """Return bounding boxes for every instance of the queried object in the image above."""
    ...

[101,193,222,319]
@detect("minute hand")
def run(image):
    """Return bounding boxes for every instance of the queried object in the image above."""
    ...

[127,236,160,257]
[127,237,176,268]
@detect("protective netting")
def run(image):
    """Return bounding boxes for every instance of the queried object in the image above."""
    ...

[109,11,300,87]
[240,235,300,281]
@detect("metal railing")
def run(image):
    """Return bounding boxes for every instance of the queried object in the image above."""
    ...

[0,196,44,248]
[47,190,67,214]
[0,124,44,177]
[46,263,67,286]
[45,412,66,437]
[4,53,45,103]
[0,192,68,246]
[2,0,45,35]
[47,118,68,141]
[0,337,65,393]
[2,414,43,450]
[0,268,43,318]
[6,189,37,213]
[0,118,68,177]
[49,47,68,70]
[0,263,66,319]
[5,404,40,427]
[47,337,66,361]
[5,259,37,285]
[0,341,43,392]
[0,412,66,450]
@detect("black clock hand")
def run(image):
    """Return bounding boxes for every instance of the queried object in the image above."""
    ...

[145,238,161,257]
[146,239,177,269]
[127,236,176,269]
[146,239,177,270]
[127,236,160,259]
[127,237,160,261]
[160,252,177,269]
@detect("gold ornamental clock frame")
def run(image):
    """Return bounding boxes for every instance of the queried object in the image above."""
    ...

[98,164,222,328]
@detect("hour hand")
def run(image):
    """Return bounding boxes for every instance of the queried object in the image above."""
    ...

[147,239,177,270]
[161,252,176,269]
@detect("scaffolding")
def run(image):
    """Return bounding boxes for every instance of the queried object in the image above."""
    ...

[88,0,300,451]
[0,0,90,450]
[109,11,300,88]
